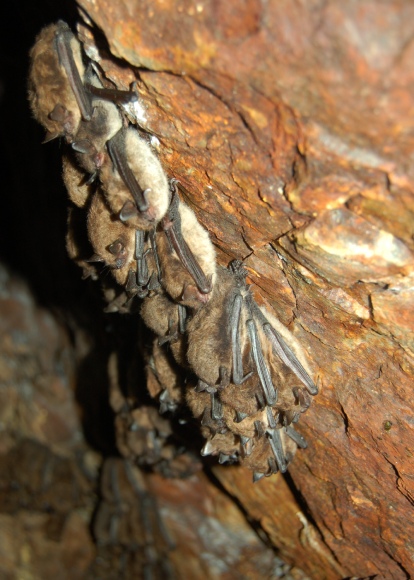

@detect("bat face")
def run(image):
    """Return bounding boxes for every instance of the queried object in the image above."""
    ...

[28,22,90,142]
[87,190,136,286]
[71,95,123,176]
[100,128,170,231]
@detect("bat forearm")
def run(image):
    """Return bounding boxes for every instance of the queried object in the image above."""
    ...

[107,131,149,212]
[55,24,93,121]
[246,319,277,406]
[164,226,212,294]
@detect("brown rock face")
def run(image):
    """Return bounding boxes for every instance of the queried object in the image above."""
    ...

[74,2,414,578]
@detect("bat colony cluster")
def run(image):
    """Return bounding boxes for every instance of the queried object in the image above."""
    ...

[28,21,318,483]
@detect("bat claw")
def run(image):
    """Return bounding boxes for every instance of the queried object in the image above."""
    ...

[253,471,265,483]
[218,453,230,464]
[200,439,214,456]
[235,411,248,423]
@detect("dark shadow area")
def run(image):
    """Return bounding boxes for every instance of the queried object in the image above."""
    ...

[0,0,118,455]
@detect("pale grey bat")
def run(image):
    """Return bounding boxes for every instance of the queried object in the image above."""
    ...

[227,260,317,417]
[157,186,215,308]
[100,127,170,230]
[246,294,318,396]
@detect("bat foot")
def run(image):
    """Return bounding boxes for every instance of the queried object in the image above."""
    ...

[253,471,265,483]
[218,453,230,464]
[235,411,248,423]
[159,389,178,414]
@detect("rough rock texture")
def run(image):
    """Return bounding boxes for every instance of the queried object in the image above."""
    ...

[73,1,414,578]
[0,262,302,578]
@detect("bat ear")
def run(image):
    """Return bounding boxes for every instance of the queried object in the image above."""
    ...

[42,130,60,144]
[72,139,96,155]
[86,253,104,263]
[108,239,125,256]
[119,200,138,222]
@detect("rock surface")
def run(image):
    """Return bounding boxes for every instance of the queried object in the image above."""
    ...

[74,1,414,577]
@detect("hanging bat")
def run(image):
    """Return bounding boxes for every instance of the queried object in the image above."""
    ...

[100,127,170,230]
[65,206,99,281]
[145,338,184,414]
[241,423,307,481]
[87,189,137,287]
[94,456,175,577]
[28,21,92,143]
[157,187,216,309]
[226,260,317,421]
[62,152,95,208]
[186,265,252,390]
[140,291,188,367]
[69,71,139,179]
[71,96,123,179]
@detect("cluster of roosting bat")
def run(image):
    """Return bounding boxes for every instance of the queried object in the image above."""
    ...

[28,21,318,482]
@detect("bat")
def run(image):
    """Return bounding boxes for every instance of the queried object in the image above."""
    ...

[227,260,317,422]
[186,263,263,392]
[70,71,139,179]
[100,127,170,230]
[62,152,95,208]
[145,338,184,414]
[28,21,92,143]
[86,189,136,286]
[65,206,99,281]
[94,457,175,578]
[140,291,188,367]
[124,229,160,300]
[29,21,135,177]
[157,186,215,308]
[71,96,123,179]
[247,295,318,396]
